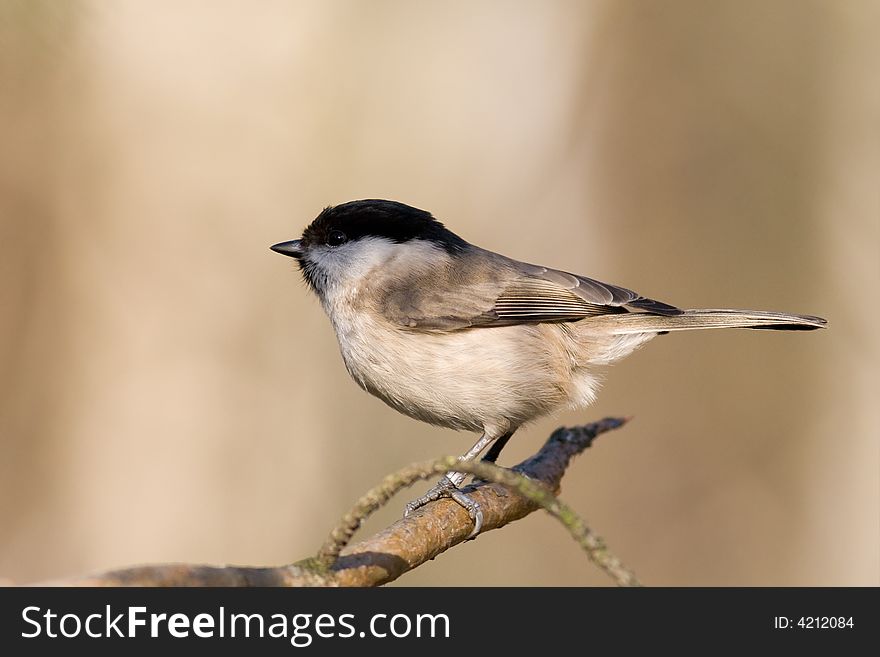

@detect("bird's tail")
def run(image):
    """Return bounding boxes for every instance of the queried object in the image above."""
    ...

[589,309,827,335]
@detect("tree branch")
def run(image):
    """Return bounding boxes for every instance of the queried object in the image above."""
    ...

[37,417,637,587]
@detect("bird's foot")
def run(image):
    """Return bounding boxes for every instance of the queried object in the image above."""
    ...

[404,475,483,538]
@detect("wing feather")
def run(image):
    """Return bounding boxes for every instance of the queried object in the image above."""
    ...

[379,249,680,331]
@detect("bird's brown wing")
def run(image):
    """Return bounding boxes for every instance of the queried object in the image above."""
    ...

[380,251,680,331]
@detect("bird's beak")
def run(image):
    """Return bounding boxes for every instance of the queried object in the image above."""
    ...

[270,240,303,259]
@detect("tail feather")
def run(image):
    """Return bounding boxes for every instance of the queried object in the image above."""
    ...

[589,309,827,335]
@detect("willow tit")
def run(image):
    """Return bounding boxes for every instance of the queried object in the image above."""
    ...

[272,199,826,534]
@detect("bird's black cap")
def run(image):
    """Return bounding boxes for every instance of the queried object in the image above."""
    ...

[301,200,468,254]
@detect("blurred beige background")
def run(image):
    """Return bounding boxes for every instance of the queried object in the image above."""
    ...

[1,0,877,586]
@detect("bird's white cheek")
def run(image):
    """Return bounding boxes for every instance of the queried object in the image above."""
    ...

[312,238,449,318]
[310,239,398,288]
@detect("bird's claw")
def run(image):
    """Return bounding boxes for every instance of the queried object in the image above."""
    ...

[404,476,457,517]
[449,488,483,537]
[403,475,483,538]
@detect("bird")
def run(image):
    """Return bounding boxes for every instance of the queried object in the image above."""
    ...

[271,199,826,535]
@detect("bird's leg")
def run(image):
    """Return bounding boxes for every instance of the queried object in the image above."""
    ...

[404,432,498,536]
[482,430,514,464]
[465,429,517,489]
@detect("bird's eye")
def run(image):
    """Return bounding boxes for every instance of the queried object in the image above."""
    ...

[327,230,348,247]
